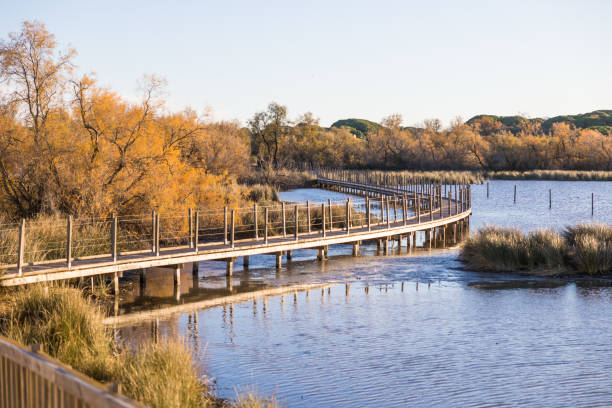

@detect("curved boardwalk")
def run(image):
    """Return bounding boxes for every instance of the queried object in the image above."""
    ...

[0,178,471,288]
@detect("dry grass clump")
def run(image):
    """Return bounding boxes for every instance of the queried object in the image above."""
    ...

[463,224,612,275]
[242,184,279,202]
[563,223,612,275]
[461,226,566,272]
[0,285,114,380]
[234,390,280,408]
[114,339,216,408]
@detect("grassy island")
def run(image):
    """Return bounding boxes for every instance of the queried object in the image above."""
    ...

[461,224,612,275]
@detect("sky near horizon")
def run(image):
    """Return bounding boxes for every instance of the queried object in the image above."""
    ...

[2,0,611,127]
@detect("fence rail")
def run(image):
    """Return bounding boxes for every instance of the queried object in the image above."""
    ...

[0,336,138,408]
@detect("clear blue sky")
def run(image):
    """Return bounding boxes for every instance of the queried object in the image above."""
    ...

[2,0,611,127]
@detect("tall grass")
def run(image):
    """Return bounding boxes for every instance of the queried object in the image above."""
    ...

[461,226,566,272]
[563,223,612,275]
[0,285,114,380]
[113,339,214,408]
[0,285,280,407]
[462,224,612,275]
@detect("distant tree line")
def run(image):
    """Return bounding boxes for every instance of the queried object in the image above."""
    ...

[248,105,612,172]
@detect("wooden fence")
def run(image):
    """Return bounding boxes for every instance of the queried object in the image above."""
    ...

[0,336,138,408]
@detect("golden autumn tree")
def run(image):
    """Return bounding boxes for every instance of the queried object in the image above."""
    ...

[0,21,76,217]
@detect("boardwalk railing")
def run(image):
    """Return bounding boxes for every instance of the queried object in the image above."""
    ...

[0,177,471,287]
[0,336,138,408]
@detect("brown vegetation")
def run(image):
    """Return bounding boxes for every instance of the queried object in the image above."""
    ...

[461,224,612,275]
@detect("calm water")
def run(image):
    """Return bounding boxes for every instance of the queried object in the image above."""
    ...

[119,180,612,407]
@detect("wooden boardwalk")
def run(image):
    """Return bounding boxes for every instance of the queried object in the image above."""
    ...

[0,177,471,288]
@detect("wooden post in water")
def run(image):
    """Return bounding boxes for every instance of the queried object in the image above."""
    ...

[66,215,72,269]
[592,193,594,216]
[111,214,118,262]
[514,185,517,203]
[486,182,489,198]
[549,189,552,209]
[194,211,199,253]
[17,219,25,276]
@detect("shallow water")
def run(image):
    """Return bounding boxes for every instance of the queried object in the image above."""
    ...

[119,180,612,407]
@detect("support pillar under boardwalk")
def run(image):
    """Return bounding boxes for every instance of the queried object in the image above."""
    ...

[286,250,292,261]
[243,256,249,269]
[317,247,326,261]
[276,252,283,269]
[140,269,146,297]
[174,264,183,302]
[226,258,236,277]
[352,241,360,256]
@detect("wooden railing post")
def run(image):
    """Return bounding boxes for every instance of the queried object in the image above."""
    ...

[194,211,199,253]
[224,206,228,245]
[322,203,326,237]
[403,193,407,225]
[67,215,72,269]
[328,199,333,231]
[151,210,156,254]
[380,197,384,226]
[111,214,117,262]
[429,195,433,221]
[307,200,311,233]
[282,202,287,237]
[294,205,299,241]
[155,213,160,256]
[254,204,258,240]
[17,219,25,276]
[188,208,193,248]
[264,207,269,244]
[367,197,371,231]
[346,198,350,234]
[386,197,390,229]
[417,194,421,223]
[230,210,235,248]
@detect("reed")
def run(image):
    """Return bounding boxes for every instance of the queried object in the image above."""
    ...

[0,285,115,380]
[319,169,483,184]
[563,223,612,275]
[461,226,566,272]
[487,170,612,181]
[234,389,280,408]
[113,339,215,408]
